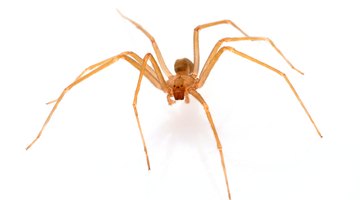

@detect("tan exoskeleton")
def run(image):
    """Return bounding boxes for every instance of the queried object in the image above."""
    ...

[26,9,322,200]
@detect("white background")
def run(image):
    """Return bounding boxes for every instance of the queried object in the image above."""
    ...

[1,0,359,200]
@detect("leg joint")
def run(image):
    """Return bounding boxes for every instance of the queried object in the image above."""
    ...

[202,102,209,110]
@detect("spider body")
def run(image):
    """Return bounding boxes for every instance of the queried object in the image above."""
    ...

[26,10,322,200]
[168,58,197,102]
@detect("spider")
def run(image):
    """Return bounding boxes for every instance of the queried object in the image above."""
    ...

[26,9,322,200]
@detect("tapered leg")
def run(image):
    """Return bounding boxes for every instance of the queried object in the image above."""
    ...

[117,9,172,78]
[197,46,322,138]
[26,52,168,154]
[198,37,303,85]
[46,52,164,105]
[193,20,250,76]
[132,53,166,170]
[190,90,232,200]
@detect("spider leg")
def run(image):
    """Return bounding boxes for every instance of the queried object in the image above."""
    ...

[193,20,249,76]
[197,46,322,138]
[46,52,162,105]
[132,53,167,170]
[198,37,304,84]
[117,9,173,78]
[26,52,169,167]
[189,90,232,200]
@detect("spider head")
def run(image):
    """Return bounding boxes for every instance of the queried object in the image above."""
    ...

[173,78,185,100]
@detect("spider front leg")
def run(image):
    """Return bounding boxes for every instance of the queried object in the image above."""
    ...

[190,90,232,200]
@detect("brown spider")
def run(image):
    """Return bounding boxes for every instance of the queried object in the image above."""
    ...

[26,9,322,200]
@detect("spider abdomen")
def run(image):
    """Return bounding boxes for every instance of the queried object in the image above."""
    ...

[174,58,194,75]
